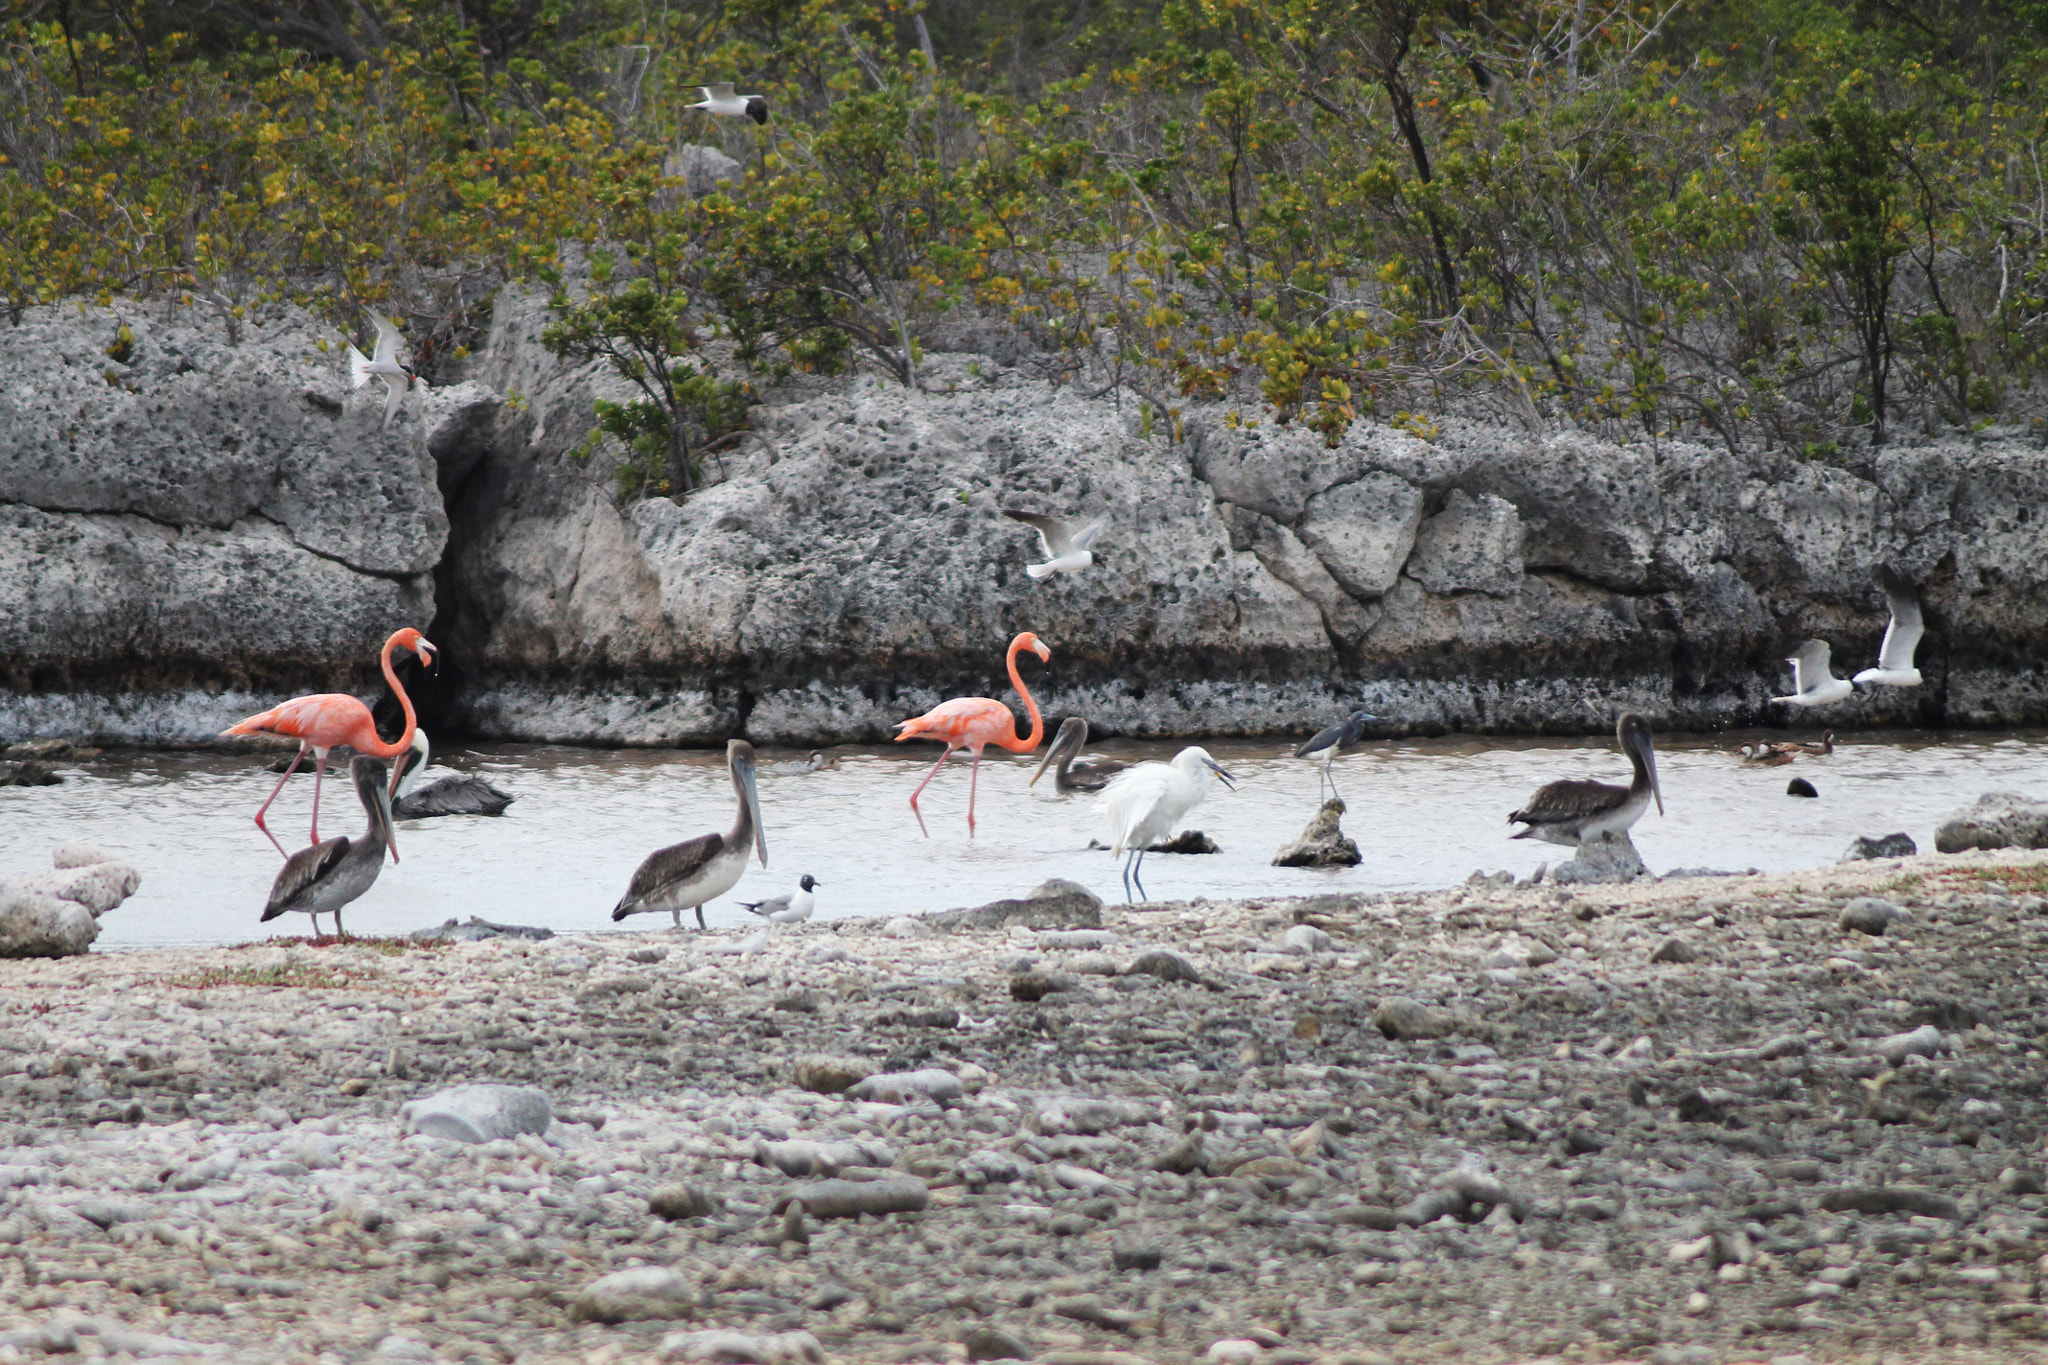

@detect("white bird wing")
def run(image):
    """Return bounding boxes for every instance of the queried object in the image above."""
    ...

[1097,763,1172,856]
[1067,517,1108,552]
[1004,510,1072,556]
[1788,639,1835,695]
[705,82,736,98]
[347,343,372,390]
[369,311,403,367]
[380,376,405,430]
[1876,569,1924,672]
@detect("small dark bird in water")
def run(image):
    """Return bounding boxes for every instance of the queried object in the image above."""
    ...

[1738,742,1796,766]
[1030,717,1130,793]
[762,750,839,776]
[1787,777,1819,798]
[1509,713,1664,846]
[392,733,515,818]
[1293,709,1380,799]
[261,756,398,938]
[1787,731,1835,756]
[612,740,766,930]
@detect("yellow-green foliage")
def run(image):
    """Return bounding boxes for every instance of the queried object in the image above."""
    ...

[5,0,2048,453]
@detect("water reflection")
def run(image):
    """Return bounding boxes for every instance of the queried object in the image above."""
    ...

[1,728,2041,949]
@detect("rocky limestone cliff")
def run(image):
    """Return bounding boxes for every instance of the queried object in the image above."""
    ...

[5,286,2046,745]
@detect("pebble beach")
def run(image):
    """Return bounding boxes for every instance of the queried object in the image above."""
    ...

[3,849,2047,1365]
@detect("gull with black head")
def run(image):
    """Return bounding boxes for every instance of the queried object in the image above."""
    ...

[613,740,767,930]
[689,82,769,124]
[739,875,820,925]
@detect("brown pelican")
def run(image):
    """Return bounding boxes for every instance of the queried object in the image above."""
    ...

[1291,709,1381,799]
[1773,639,1854,707]
[261,757,397,938]
[1509,713,1664,846]
[393,733,515,818]
[1030,718,1131,793]
[1853,567,1925,688]
[739,875,819,924]
[762,750,839,776]
[612,740,766,930]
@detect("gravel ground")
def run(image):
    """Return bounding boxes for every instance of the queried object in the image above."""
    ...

[2,847,2047,1365]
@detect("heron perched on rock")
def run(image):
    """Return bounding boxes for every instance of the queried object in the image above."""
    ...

[1098,747,1236,903]
[612,740,766,930]
[1509,713,1664,847]
[1030,717,1130,793]
[1292,709,1381,799]
[1773,639,1854,708]
[260,757,398,939]
[1853,568,1925,689]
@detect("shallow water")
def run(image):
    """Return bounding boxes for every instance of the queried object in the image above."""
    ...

[2,729,2043,949]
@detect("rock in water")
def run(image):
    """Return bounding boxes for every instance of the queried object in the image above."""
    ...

[1787,777,1818,798]
[1842,832,1917,861]
[1547,834,1646,884]
[1272,799,1362,867]
[400,1085,553,1143]
[1934,792,2048,853]
[0,846,140,958]
[0,761,60,786]
[1148,830,1220,853]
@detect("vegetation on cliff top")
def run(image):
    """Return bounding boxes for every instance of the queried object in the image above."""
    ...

[5,0,2048,481]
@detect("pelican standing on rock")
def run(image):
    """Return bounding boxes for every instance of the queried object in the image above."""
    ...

[348,310,427,430]
[895,632,1051,836]
[689,82,770,124]
[393,733,515,818]
[1292,709,1381,799]
[1030,717,1130,793]
[1098,747,1236,903]
[1003,510,1107,579]
[260,757,398,939]
[739,875,820,924]
[1773,639,1855,708]
[1853,567,1925,688]
[612,740,766,930]
[1509,713,1664,846]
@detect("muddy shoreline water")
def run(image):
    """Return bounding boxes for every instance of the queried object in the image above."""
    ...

[2,849,2047,1364]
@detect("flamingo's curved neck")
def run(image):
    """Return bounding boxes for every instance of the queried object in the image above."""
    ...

[368,632,419,760]
[998,639,1045,753]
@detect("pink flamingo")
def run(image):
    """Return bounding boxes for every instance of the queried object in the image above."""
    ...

[222,627,435,857]
[894,632,1051,836]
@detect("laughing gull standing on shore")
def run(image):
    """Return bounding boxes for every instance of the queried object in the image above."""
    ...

[1772,639,1855,708]
[1853,567,1926,688]
[739,875,819,924]
[689,83,770,124]
[1003,510,1107,579]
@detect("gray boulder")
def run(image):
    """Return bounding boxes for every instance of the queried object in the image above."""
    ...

[400,1085,553,1143]
[0,846,140,957]
[1272,799,1363,867]
[1842,832,1917,862]
[1935,792,2048,853]
[1548,834,1648,885]
[572,1266,700,1323]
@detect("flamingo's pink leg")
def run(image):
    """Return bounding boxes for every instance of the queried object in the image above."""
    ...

[308,746,330,845]
[966,746,984,836]
[907,746,954,839]
[253,744,309,858]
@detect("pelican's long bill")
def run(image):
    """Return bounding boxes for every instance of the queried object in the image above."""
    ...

[1029,718,1082,788]
[1627,724,1664,816]
[739,749,767,866]
[360,757,400,863]
[1204,757,1237,791]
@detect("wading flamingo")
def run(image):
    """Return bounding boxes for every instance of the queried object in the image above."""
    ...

[895,632,1051,836]
[260,756,398,939]
[222,627,434,857]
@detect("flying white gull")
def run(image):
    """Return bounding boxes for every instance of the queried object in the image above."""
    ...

[1852,567,1925,688]
[347,310,426,430]
[690,83,769,125]
[1004,509,1107,579]
[1773,639,1854,708]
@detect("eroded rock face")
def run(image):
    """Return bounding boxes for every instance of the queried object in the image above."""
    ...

[0,845,140,957]
[1934,792,2048,853]
[9,284,2048,744]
